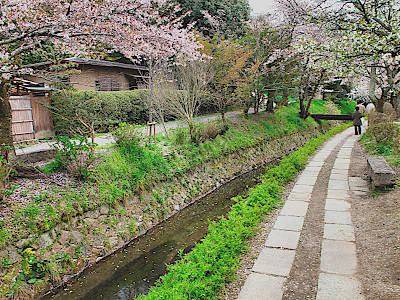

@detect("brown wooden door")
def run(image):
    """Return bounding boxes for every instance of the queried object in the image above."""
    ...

[31,95,55,139]
[9,96,35,142]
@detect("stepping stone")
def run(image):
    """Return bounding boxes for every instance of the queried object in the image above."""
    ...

[291,184,314,194]
[265,229,301,250]
[287,192,311,202]
[326,189,349,200]
[281,201,309,217]
[320,240,357,275]
[325,199,351,211]
[324,211,352,225]
[237,273,286,300]
[274,216,304,231]
[316,273,364,300]
[323,224,355,242]
[252,248,296,276]
[328,180,349,190]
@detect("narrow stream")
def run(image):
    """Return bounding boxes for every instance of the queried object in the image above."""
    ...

[41,157,281,300]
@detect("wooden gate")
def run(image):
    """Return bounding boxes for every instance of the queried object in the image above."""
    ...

[9,96,35,142]
[9,95,55,143]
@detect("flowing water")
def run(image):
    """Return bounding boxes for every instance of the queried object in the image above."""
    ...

[41,157,281,300]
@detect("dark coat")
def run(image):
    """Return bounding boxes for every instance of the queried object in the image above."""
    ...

[352,111,363,126]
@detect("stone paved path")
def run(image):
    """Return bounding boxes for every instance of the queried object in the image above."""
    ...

[237,127,368,300]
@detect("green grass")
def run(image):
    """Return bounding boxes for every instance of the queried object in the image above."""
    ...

[136,123,350,300]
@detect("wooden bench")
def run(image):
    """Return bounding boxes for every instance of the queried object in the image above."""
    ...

[367,157,396,189]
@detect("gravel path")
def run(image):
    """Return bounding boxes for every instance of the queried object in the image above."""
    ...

[15,109,251,155]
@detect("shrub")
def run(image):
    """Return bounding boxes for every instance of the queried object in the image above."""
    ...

[51,135,97,178]
[191,121,229,143]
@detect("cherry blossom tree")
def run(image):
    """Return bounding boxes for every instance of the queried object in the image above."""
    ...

[0,0,203,154]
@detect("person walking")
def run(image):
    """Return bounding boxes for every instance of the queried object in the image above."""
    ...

[356,100,366,114]
[352,106,363,135]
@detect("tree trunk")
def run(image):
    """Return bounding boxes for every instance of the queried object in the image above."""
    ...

[368,66,376,103]
[267,91,275,113]
[0,81,14,157]
[282,89,289,105]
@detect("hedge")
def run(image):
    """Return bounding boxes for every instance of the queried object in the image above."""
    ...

[137,123,351,300]
[50,90,149,136]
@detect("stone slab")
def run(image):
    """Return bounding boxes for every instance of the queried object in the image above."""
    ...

[281,201,309,217]
[252,248,296,276]
[316,273,364,300]
[303,166,322,173]
[335,158,351,164]
[274,215,305,231]
[320,240,357,275]
[330,168,348,176]
[325,199,351,212]
[287,192,311,202]
[308,161,325,167]
[326,189,349,200]
[237,273,286,300]
[328,180,349,190]
[296,176,318,186]
[332,162,350,170]
[329,173,348,180]
[291,184,314,194]
[323,224,355,241]
[324,211,352,225]
[265,229,301,250]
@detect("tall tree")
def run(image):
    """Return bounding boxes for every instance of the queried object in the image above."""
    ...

[0,0,202,155]
[278,0,400,113]
[173,0,251,37]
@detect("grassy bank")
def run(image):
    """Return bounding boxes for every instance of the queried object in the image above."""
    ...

[136,123,350,300]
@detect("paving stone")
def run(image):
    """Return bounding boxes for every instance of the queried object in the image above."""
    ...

[308,161,324,167]
[287,192,311,202]
[237,273,286,300]
[332,162,350,170]
[349,184,370,192]
[265,229,301,250]
[316,273,364,300]
[324,211,352,225]
[323,224,355,242]
[328,180,349,190]
[330,168,348,176]
[296,176,318,186]
[320,240,357,275]
[335,158,351,164]
[326,189,349,200]
[291,184,314,194]
[303,166,322,173]
[329,173,348,180]
[252,248,296,276]
[325,199,351,211]
[280,201,309,217]
[274,216,304,231]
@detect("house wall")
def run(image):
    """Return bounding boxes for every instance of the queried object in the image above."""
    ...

[24,65,145,91]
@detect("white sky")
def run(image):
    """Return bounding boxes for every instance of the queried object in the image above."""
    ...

[248,0,277,15]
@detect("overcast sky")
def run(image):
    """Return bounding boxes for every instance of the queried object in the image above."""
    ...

[248,0,277,15]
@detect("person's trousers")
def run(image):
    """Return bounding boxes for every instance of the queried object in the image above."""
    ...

[354,125,361,135]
